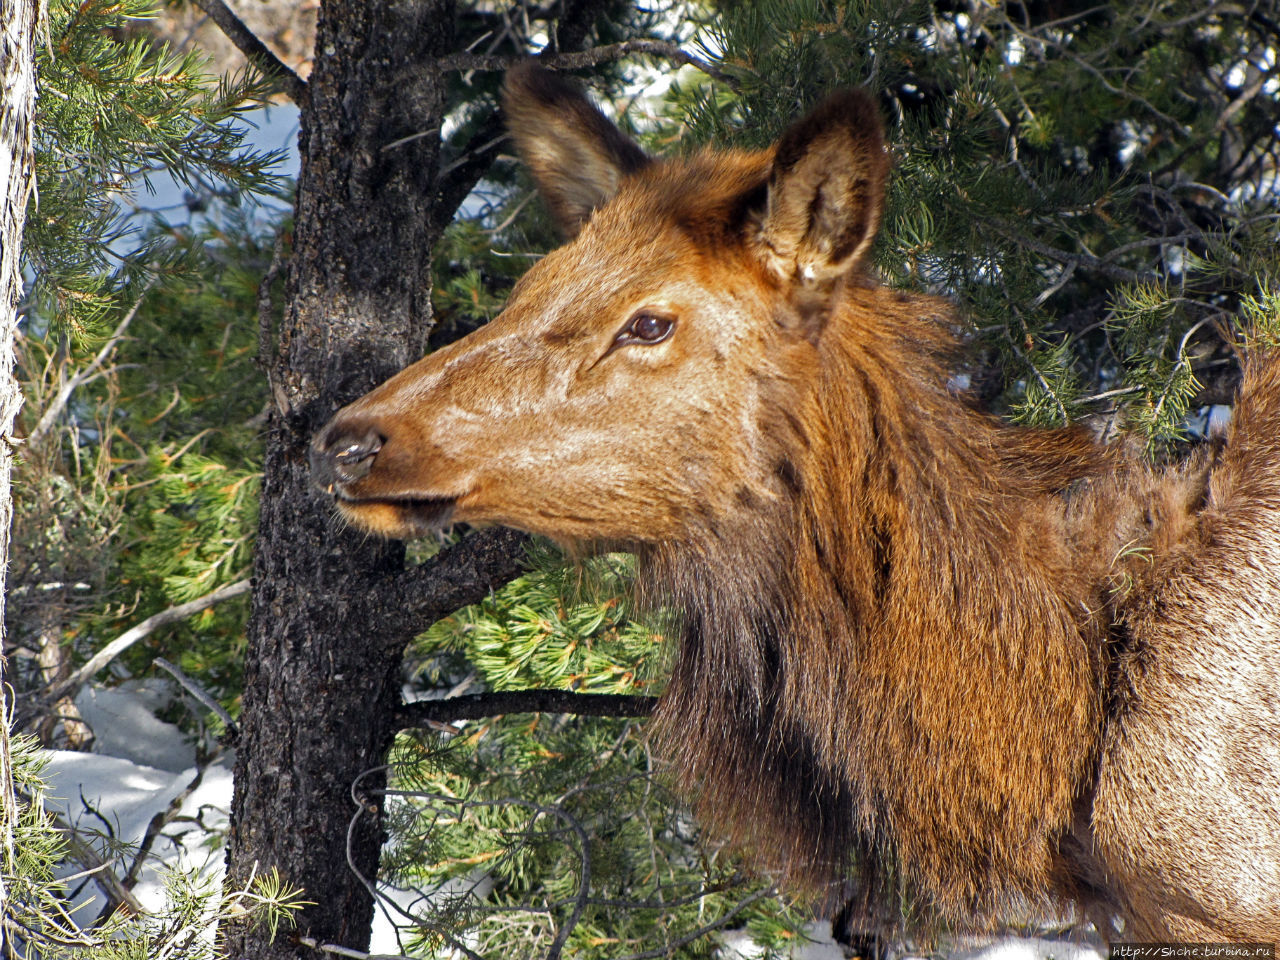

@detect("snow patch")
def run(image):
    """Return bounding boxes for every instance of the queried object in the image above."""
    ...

[75,682,196,772]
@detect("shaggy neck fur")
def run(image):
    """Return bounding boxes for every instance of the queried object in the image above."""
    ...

[643,286,1208,928]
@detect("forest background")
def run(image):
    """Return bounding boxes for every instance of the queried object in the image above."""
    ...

[1,0,1277,958]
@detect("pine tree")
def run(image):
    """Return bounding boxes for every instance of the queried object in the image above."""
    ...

[7,0,282,733]
[216,3,693,957]
[1,0,43,946]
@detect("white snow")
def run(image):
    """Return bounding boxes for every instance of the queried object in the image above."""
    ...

[74,683,197,772]
[39,684,232,920]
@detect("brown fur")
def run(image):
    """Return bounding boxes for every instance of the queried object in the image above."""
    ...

[311,64,1280,940]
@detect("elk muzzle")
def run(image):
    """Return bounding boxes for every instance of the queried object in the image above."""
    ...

[310,420,384,492]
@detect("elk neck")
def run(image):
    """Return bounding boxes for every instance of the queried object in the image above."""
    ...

[641,282,1151,924]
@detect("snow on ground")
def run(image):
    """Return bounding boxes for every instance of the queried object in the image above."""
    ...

[37,683,1104,960]
[40,684,231,920]
[720,921,847,959]
[74,684,197,773]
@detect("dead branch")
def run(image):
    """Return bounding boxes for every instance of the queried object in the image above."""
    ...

[374,526,532,640]
[154,657,239,739]
[437,41,740,91]
[189,0,307,105]
[29,284,151,449]
[42,578,250,707]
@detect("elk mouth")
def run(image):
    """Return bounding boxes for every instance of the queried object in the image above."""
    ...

[332,491,459,539]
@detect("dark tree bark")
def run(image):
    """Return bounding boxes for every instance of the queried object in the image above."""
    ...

[220,2,461,956]
[219,1,634,955]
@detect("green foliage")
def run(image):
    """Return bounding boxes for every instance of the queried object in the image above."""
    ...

[429,218,555,349]
[670,0,1279,440]
[99,212,275,704]
[10,209,276,722]
[416,548,664,696]
[0,732,305,957]
[12,0,1278,957]
[382,548,795,959]
[1238,289,1280,349]
[12,0,281,731]
[27,0,285,343]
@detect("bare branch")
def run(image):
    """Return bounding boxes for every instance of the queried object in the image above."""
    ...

[189,0,308,105]
[122,748,219,888]
[29,284,151,449]
[154,657,239,739]
[430,110,508,238]
[396,690,657,729]
[429,0,662,233]
[614,886,778,960]
[39,803,147,917]
[44,579,250,705]
[437,41,740,91]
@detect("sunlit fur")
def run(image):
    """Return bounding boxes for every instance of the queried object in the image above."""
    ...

[312,64,1280,940]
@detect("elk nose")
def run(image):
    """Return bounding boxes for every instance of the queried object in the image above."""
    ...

[310,421,385,492]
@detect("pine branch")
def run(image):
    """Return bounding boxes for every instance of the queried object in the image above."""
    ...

[395,690,658,728]
[42,804,146,917]
[375,526,533,641]
[189,0,307,105]
[437,41,740,91]
[430,1,671,235]
[983,219,1156,285]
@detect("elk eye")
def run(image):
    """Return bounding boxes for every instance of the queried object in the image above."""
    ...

[619,312,675,346]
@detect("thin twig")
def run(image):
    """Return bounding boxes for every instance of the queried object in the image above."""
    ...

[42,803,147,916]
[122,747,218,887]
[1079,385,1142,404]
[189,0,308,104]
[342,769,486,960]
[153,658,239,739]
[30,283,152,448]
[1149,315,1215,427]
[437,41,741,92]
[985,220,1156,284]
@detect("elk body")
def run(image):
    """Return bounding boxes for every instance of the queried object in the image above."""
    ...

[311,65,1280,941]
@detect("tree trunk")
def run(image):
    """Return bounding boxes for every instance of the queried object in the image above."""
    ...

[220,2,455,956]
[0,0,38,897]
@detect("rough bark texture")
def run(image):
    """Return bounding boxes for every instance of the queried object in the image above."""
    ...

[0,0,36,634]
[0,0,38,886]
[219,1,640,952]
[221,2,458,956]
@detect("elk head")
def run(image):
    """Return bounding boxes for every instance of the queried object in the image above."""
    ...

[310,64,889,545]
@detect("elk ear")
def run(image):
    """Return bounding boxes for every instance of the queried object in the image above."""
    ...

[756,89,889,288]
[502,62,649,238]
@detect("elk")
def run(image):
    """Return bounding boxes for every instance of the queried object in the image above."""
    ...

[311,63,1280,942]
